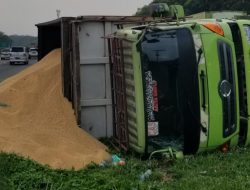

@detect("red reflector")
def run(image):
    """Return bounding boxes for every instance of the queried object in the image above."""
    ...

[220,142,229,153]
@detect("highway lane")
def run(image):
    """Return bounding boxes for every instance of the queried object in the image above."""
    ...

[0,59,37,82]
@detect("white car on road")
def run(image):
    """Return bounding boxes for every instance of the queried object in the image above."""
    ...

[0,48,11,60]
[28,48,38,59]
[10,46,29,65]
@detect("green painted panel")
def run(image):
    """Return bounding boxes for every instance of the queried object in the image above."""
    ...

[237,20,250,146]
[131,43,146,153]
[201,31,239,149]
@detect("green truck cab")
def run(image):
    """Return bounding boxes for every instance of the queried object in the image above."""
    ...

[109,19,241,156]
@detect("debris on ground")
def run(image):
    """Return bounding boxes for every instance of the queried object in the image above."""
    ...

[0,49,110,170]
[111,154,126,166]
[99,154,125,167]
[139,169,152,181]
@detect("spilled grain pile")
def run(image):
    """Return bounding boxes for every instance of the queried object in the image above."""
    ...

[0,49,110,169]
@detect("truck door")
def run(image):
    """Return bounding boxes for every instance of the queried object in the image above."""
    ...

[236,20,250,146]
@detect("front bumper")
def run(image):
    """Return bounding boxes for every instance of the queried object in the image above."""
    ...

[0,55,10,60]
[10,57,28,63]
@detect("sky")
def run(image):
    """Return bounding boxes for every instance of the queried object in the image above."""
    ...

[0,0,152,36]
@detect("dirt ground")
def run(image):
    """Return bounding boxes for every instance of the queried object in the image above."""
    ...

[0,49,110,169]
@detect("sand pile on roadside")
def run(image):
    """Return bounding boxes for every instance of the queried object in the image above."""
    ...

[0,49,110,169]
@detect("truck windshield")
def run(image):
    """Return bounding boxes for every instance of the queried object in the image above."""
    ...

[11,47,24,52]
[140,28,200,154]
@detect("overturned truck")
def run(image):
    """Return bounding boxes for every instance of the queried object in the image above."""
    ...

[36,4,250,158]
[108,4,250,157]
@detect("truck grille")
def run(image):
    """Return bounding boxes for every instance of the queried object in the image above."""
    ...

[218,41,236,138]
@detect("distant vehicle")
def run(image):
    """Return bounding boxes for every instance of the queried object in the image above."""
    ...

[28,48,38,59]
[0,48,11,60]
[10,46,29,65]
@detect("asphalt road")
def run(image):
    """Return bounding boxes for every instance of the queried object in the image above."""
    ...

[0,59,37,82]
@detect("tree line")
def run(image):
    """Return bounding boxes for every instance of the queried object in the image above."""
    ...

[0,31,37,48]
[135,0,250,16]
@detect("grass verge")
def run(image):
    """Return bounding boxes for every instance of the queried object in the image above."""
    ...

[0,147,250,190]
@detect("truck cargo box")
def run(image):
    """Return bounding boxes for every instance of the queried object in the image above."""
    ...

[36,16,153,138]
